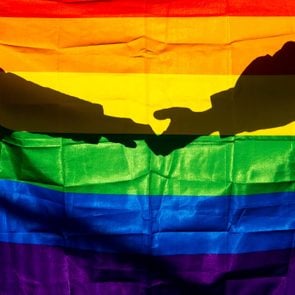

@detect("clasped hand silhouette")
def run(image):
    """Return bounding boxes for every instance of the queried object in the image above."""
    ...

[0,41,295,155]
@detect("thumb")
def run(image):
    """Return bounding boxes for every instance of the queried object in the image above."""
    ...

[154,108,178,120]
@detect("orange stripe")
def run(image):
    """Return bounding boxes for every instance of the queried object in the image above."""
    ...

[2,17,295,74]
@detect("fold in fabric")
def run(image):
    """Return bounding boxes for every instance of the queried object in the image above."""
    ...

[1,179,295,255]
[2,17,294,75]
[2,2,295,294]
[1,242,294,295]
[1,133,295,196]
[1,0,295,17]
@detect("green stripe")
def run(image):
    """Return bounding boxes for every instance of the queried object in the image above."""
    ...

[1,132,295,196]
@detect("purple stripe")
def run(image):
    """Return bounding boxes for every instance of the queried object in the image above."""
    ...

[1,242,294,295]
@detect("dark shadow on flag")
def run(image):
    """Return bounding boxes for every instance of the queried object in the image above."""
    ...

[0,41,295,154]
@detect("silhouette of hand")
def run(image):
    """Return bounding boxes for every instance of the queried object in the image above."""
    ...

[154,107,199,135]
[143,108,200,155]
[101,116,154,148]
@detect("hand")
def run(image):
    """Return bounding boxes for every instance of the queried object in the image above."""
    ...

[154,107,200,135]
[144,108,200,156]
[101,116,154,148]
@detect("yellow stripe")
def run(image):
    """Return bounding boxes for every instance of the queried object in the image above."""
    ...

[14,71,295,135]
[2,17,295,74]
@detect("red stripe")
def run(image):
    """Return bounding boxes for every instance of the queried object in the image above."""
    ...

[0,0,295,17]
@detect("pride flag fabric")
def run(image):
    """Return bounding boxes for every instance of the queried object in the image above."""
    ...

[1,1,295,294]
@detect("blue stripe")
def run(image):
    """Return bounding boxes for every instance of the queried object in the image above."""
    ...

[1,179,295,255]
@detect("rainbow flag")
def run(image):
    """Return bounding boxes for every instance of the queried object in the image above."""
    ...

[1,1,295,294]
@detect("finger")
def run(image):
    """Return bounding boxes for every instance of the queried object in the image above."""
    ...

[154,107,192,120]
[154,108,179,120]
[121,139,137,148]
[105,134,137,148]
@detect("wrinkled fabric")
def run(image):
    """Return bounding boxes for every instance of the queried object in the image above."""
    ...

[1,133,295,196]
[0,0,295,17]
[2,1,295,294]
[1,134,295,295]
[1,179,295,254]
[1,243,294,295]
